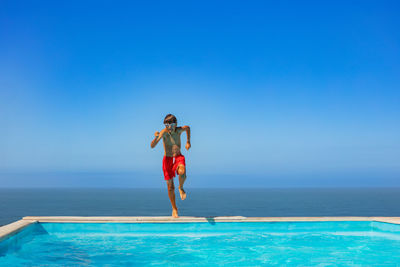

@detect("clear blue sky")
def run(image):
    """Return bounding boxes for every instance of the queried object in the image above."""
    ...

[1,0,399,187]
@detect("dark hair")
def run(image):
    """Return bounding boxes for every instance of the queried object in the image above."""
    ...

[164,114,177,124]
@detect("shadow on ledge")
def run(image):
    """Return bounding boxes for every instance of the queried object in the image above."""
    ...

[206,217,216,225]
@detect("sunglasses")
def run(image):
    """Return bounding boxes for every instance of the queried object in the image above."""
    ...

[165,123,176,127]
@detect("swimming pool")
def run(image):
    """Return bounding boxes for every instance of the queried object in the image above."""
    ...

[1,218,400,265]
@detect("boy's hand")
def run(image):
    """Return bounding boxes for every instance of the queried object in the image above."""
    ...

[151,131,163,149]
[185,142,191,150]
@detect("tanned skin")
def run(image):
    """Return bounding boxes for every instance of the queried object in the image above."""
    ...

[150,123,191,218]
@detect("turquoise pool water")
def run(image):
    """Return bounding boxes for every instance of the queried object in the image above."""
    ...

[1,221,400,266]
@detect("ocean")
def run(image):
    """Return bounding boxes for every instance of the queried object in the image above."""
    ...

[1,188,400,226]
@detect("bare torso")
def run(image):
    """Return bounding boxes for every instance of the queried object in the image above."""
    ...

[162,127,183,157]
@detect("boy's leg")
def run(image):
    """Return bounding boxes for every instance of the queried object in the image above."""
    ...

[166,179,178,218]
[177,164,187,200]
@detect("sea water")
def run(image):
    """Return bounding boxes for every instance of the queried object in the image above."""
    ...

[1,188,400,226]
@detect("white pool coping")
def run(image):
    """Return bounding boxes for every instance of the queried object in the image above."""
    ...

[0,219,36,243]
[20,216,400,224]
[1,216,400,244]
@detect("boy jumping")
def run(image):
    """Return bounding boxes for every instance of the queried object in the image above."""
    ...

[150,114,191,218]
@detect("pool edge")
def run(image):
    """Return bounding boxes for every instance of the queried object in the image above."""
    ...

[0,220,37,243]
[18,216,400,225]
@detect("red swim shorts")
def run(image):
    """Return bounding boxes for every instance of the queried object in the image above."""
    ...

[162,154,186,180]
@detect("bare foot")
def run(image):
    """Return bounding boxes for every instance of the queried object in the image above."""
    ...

[179,187,187,200]
[172,209,179,218]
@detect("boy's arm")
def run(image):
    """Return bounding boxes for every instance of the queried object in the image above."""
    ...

[150,129,165,148]
[181,125,191,150]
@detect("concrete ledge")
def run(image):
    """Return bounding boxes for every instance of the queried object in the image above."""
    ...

[21,216,400,224]
[373,217,400,225]
[0,219,37,243]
